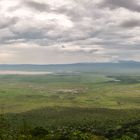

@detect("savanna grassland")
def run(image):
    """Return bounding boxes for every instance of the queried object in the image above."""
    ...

[0,73,140,112]
[0,68,140,140]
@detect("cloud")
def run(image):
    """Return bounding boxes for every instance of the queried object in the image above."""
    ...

[0,17,18,29]
[24,1,50,12]
[99,0,140,12]
[0,0,140,64]
[58,45,102,54]
[120,19,140,28]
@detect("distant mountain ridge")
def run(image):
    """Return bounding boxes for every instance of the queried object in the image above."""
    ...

[0,61,140,75]
[0,60,140,66]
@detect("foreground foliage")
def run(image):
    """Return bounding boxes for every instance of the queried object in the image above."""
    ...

[0,113,139,140]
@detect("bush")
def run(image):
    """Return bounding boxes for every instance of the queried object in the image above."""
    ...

[30,127,49,138]
[114,135,135,140]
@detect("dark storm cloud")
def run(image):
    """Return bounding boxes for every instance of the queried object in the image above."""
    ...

[121,19,140,28]
[99,0,140,12]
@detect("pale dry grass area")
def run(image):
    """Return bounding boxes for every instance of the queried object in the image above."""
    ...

[0,70,52,75]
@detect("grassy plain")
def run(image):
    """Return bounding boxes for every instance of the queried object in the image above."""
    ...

[0,72,140,139]
[0,73,140,113]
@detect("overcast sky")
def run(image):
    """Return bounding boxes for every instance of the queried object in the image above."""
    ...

[0,0,140,64]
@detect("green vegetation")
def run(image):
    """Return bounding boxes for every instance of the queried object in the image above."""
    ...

[0,72,139,139]
[0,73,140,113]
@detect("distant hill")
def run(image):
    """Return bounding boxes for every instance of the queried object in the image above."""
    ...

[0,61,140,75]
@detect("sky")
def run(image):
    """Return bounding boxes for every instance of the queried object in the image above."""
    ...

[0,0,140,64]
